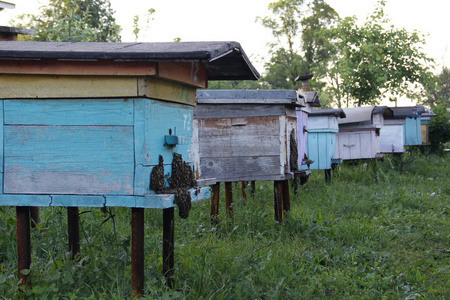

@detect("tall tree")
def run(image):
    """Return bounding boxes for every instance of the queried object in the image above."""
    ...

[424,66,450,107]
[13,0,121,42]
[257,0,338,108]
[324,0,434,107]
[257,0,306,89]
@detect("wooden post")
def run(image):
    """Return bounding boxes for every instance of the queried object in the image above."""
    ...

[325,169,331,183]
[131,208,145,298]
[274,181,283,222]
[282,180,290,217]
[16,206,31,287]
[210,183,220,222]
[30,207,39,228]
[67,207,80,259]
[224,182,233,217]
[163,207,175,288]
[250,181,256,198]
[241,181,247,200]
[292,177,298,194]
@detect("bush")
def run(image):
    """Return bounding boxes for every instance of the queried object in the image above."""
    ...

[429,104,450,153]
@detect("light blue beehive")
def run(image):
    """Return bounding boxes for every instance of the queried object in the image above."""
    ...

[0,41,259,208]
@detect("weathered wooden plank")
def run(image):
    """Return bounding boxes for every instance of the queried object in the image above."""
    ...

[0,60,158,76]
[194,104,294,119]
[296,110,308,165]
[134,187,211,208]
[199,156,285,182]
[4,99,134,126]
[158,61,207,88]
[0,195,51,206]
[134,99,194,166]
[0,100,3,175]
[197,117,281,157]
[51,195,105,207]
[4,125,134,195]
[138,77,197,106]
[0,74,138,99]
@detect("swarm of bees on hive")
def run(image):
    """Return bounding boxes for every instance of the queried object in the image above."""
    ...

[150,153,197,219]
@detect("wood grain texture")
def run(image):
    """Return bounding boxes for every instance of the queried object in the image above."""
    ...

[336,130,380,160]
[194,104,295,119]
[4,99,134,126]
[0,187,211,208]
[0,74,138,99]
[0,60,158,76]
[197,116,282,157]
[138,77,197,106]
[4,125,134,195]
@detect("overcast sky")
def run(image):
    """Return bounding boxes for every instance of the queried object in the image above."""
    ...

[2,0,449,74]
[2,0,449,105]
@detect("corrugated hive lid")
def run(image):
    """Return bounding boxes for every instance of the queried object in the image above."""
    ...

[338,106,375,124]
[309,108,346,118]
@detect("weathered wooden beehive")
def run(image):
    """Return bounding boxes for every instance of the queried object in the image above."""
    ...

[303,108,346,172]
[0,41,259,293]
[195,89,306,182]
[380,108,408,154]
[420,110,436,146]
[336,106,392,160]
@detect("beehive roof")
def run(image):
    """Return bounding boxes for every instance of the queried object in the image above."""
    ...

[0,41,259,80]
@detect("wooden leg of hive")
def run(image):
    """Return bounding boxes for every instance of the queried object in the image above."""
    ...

[67,207,80,259]
[274,181,283,222]
[210,183,220,223]
[16,206,31,287]
[241,181,247,200]
[224,182,233,217]
[282,180,290,218]
[163,207,175,289]
[250,181,256,198]
[325,169,332,183]
[131,207,145,297]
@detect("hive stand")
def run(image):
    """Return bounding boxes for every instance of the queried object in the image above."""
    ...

[0,41,259,297]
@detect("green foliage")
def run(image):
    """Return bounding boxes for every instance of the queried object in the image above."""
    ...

[424,66,450,108]
[12,0,121,42]
[0,154,448,298]
[207,80,263,90]
[429,104,450,152]
[324,0,434,107]
[132,8,156,42]
[257,0,337,90]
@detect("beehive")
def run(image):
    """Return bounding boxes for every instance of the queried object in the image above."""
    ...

[336,106,392,160]
[195,89,306,182]
[303,108,346,170]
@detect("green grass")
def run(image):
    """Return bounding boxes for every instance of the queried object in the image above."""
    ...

[0,152,449,299]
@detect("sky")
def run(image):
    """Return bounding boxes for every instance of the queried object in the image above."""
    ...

[1,0,449,105]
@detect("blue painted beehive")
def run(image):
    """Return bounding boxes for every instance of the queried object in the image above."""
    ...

[0,41,259,208]
[303,108,346,170]
[389,106,425,147]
